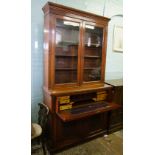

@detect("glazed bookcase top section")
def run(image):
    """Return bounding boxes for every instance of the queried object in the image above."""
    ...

[42,2,110,24]
[42,2,110,88]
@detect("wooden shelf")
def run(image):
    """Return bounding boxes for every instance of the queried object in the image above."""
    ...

[84,55,100,58]
[84,43,101,48]
[56,68,77,71]
[84,68,99,70]
[57,102,120,122]
[57,41,79,46]
[56,41,102,48]
[56,55,78,57]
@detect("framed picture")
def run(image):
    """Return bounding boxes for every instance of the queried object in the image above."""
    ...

[113,25,123,52]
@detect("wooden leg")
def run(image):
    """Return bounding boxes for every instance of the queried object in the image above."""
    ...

[106,111,112,135]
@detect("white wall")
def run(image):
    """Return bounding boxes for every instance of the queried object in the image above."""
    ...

[31,0,123,122]
[104,0,123,80]
[105,15,123,80]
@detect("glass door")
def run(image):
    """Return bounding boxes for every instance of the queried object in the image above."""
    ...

[55,18,81,84]
[83,23,104,82]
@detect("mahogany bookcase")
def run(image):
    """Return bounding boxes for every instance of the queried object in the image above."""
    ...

[42,2,120,153]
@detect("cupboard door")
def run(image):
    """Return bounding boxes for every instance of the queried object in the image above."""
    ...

[55,18,81,84]
[83,24,104,82]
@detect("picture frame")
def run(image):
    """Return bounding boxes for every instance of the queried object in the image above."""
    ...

[113,25,123,52]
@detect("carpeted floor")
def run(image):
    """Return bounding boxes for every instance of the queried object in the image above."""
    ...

[32,130,123,155]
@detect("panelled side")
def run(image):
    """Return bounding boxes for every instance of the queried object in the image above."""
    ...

[43,13,50,89]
